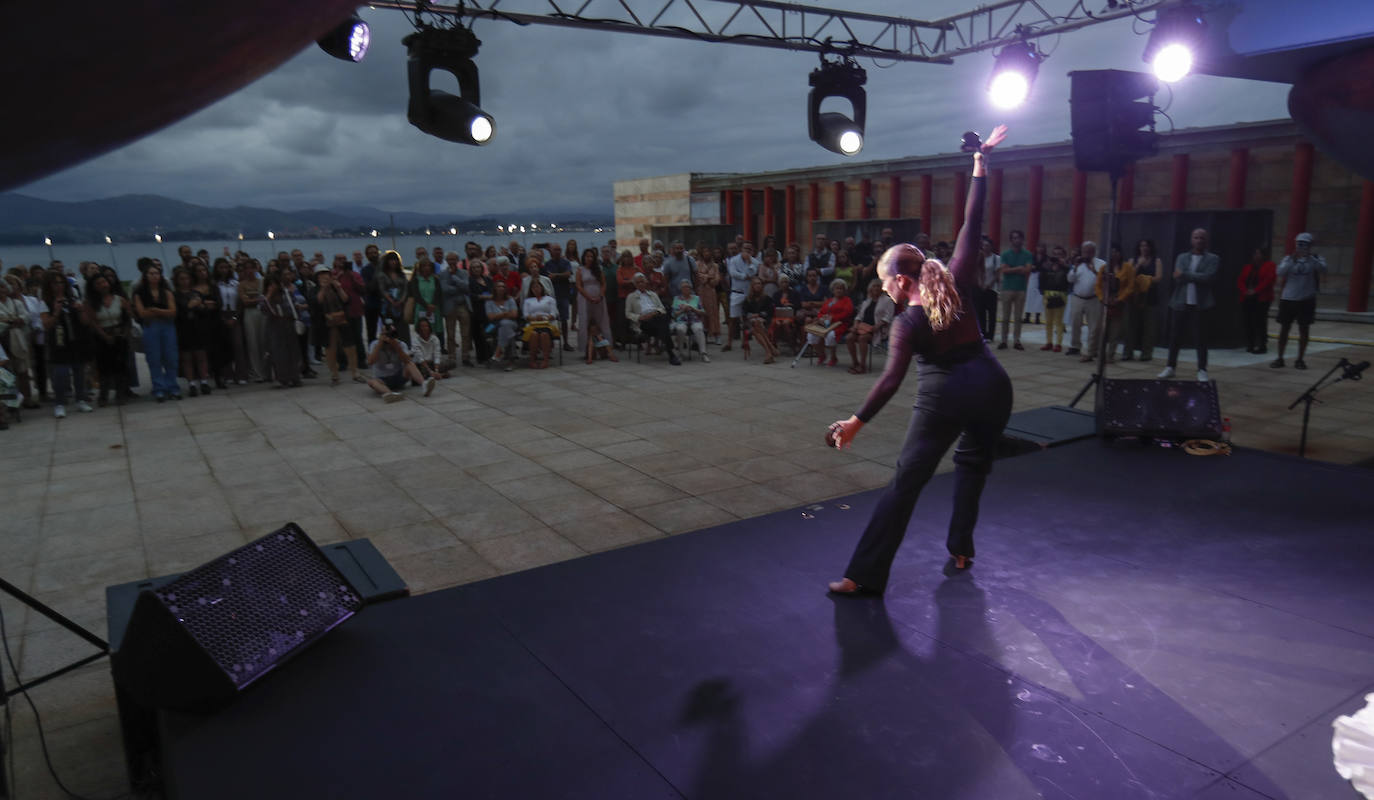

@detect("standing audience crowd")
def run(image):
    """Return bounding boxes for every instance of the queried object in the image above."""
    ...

[0,227,1333,427]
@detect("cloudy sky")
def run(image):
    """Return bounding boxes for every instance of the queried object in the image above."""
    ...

[16,0,1292,215]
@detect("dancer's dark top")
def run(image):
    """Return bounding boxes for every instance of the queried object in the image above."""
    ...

[855,175,987,423]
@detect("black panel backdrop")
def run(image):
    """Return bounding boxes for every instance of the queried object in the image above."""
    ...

[1103,209,1273,350]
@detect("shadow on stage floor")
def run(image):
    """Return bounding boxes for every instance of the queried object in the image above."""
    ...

[158,439,1374,800]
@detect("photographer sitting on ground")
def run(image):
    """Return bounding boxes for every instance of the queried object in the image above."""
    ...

[366,322,431,402]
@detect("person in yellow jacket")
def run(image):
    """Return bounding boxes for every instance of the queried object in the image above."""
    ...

[1094,246,1135,363]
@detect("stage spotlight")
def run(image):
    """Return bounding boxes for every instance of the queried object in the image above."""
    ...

[404,24,496,146]
[318,15,370,63]
[987,40,1041,109]
[808,54,867,156]
[1143,5,1206,83]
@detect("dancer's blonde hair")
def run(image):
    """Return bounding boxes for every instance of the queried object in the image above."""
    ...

[877,244,962,331]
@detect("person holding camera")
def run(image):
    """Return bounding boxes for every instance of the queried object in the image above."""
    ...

[366,323,429,402]
[1271,232,1326,370]
[1036,245,1070,351]
[316,264,360,385]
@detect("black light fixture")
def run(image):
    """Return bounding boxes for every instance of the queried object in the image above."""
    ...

[987,39,1042,109]
[808,53,866,156]
[404,24,495,146]
[1142,4,1206,83]
[318,14,371,63]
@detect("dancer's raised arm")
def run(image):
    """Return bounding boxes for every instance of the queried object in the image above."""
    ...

[950,125,1007,288]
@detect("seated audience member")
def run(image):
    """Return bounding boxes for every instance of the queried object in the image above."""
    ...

[486,280,520,371]
[522,278,558,369]
[625,273,680,365]
[806,278,854,367]
[741,277,779,364]
[410,317,447,382]
[846,278,894,374]
[797,266,827,334]
[366,322,430,401]
[770,275,801,350]
[670,280,709,363]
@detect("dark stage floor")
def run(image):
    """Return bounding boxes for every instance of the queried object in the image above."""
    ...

[159,440,1374,799]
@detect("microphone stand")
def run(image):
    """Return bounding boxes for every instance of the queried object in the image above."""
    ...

[1287,357,1359,458]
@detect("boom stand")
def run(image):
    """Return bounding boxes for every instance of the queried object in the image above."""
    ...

[0,575,110,700]
[1287,357,1357,458]
[1070,171,1120,419]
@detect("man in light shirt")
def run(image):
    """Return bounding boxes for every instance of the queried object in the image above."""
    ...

[1065,241,1104,357]
[725,241,760,352]
[1158,228,1219,382]
[625,273,680,365]
[1271,231,1327,370]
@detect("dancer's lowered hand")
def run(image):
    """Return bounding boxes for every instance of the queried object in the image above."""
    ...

[827,416,863,449]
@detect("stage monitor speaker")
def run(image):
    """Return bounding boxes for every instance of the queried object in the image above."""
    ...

[111,523,363,713]
[1100,378,1222,439]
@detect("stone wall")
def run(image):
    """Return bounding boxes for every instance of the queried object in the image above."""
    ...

[612,173,693,244]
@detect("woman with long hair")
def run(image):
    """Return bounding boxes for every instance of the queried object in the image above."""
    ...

[376,250,410,343]
[237,259,266,381]
[694,246,720,345]
[614,250,641,347]
[576,247,617,364]
[260,274,302,387]
[173,267,211,396]
[1125,238,1163,361]
[133,264,181,402]
[82,273,130,405]
[827,125,1012,595]
[468,260,494,363]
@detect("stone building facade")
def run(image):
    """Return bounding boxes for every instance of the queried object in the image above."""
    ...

[614,119,1374,311]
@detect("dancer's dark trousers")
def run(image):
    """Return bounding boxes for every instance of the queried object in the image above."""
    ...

[1165,304,1208,370]
[844,352,1013,592]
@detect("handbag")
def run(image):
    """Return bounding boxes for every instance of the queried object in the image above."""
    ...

[805,321,839,337]
[325,310,348,327]
[1045,293,1066,309]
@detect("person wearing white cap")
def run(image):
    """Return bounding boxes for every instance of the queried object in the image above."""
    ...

[1271,232,1327,370]
[1157,227,1219,383]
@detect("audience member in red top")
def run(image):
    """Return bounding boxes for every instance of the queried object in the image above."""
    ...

[1237,246,1276,354]
[806,278,855,367]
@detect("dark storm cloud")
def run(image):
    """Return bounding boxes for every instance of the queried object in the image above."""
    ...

[16,2,1291,215]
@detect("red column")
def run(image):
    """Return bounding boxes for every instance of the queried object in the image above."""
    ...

[741,187,753,242]
[1070,169,1087,249]
[723,190,735,225]
[860,178,872,220]
[1350,180,1374,312]
[833,181,846,221]
[988,168,1004,246]
[1118,165,1135,211]
[1027,165,1044,249]
[1228,147,1249,209]
[1285,142,1315,252]
[808,182,819,242]
[919,174,933,234]
[785,184,797,245]
[1170,154,1189,211]
[888,176,901,218]
[762,187,775,238]
[952,172,967,239]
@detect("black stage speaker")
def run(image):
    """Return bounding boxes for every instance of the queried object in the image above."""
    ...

[111,524,363,713]
[1100,378,1222,439]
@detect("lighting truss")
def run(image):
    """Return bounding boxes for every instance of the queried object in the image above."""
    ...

[370,0,1178,64]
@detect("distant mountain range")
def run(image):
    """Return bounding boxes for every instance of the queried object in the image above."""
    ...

[0,193,612,243]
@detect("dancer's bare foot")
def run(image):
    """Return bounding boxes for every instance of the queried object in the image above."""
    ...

[942,555,973,577]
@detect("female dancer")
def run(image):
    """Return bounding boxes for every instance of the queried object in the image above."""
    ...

[827,124,1012,595]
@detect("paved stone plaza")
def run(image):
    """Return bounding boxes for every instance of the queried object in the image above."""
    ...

[2,320,1372,798]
